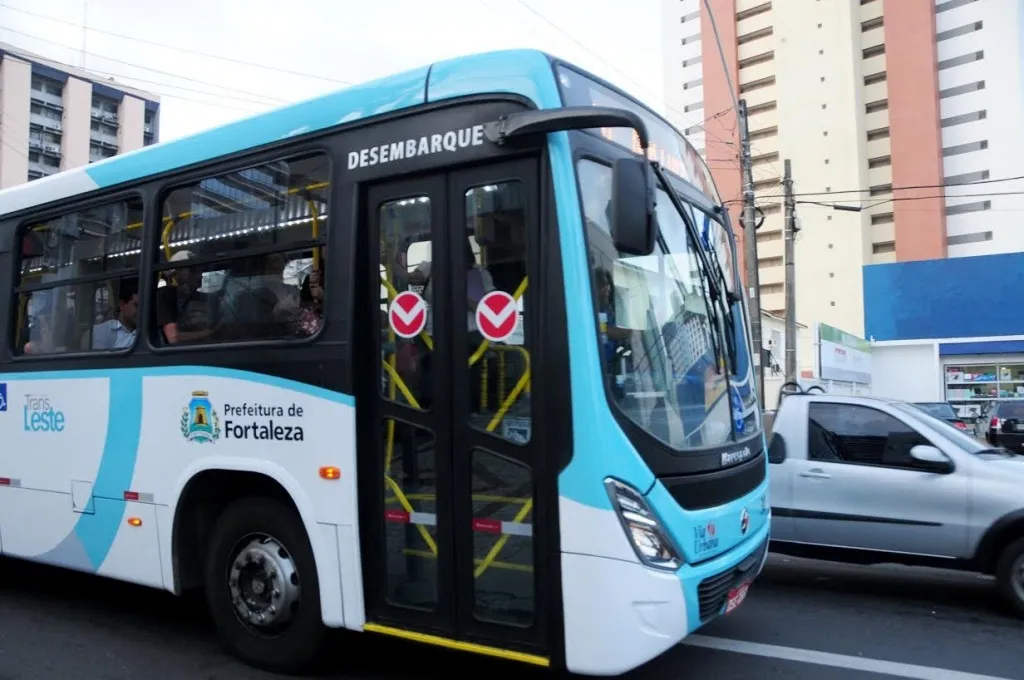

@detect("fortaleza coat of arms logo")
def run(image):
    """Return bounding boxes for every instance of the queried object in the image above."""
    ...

[181,391,221,443]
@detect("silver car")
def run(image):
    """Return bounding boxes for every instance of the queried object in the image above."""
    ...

[768,392,1024,615]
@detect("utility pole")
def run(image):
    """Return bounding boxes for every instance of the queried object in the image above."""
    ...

[783,159,797,383]
[737,99,765,407]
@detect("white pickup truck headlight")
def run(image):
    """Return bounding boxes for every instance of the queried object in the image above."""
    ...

[605,478,683,571]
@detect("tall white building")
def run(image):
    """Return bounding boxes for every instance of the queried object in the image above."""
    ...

[0,41,160,190]
[660,0,1024,349]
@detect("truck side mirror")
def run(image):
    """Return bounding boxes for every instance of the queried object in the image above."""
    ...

[609,157,657,255]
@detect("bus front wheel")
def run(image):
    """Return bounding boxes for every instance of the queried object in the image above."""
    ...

[203,497,327,675]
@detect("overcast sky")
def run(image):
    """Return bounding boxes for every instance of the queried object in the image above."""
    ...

[0,0,666,141]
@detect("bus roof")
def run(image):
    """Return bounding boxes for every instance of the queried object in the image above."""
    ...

[0,49,575,218]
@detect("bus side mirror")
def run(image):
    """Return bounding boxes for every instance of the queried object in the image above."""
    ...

[610,157,657,255]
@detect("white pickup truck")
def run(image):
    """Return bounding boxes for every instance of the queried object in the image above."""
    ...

[767,385,1024,615]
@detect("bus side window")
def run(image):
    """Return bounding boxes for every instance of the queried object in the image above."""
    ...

[153,153,330,346]
[14,197,144,356]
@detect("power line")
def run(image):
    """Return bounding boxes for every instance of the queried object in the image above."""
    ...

[0,26,287,106]
[508,0,735,149]
[0,1,351,84]
[754,189,1024,213]
[75,69,268,112]
[740,174,1024,202]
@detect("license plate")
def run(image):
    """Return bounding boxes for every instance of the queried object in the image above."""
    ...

[724,583,750,615]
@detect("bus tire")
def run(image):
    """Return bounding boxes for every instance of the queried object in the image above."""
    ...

[203,497,327,675]
[996,537,1024,618]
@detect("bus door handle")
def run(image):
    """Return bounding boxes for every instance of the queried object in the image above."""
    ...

[799,469,831,480]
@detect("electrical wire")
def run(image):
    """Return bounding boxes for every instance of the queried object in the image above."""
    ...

[0,1,351,84]
[509,0,736,149]
[753,189,1024,213]
[0,26,286,106]
[741,174,1024,202]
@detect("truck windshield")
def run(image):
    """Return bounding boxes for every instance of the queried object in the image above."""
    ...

[580,159,747,451]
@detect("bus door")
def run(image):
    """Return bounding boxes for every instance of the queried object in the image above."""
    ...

[359,157,551,657]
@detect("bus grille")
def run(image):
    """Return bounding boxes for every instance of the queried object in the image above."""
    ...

[696,538,768,621]
[662,452,766,511]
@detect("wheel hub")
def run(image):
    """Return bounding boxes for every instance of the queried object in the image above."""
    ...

[228,535,300,631]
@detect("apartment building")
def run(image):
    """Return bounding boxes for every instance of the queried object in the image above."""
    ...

[661,0,1024,340]
[0,41,160,190]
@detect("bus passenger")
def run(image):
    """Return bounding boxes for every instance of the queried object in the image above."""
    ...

[157,250,215,344]
[291,269,324,337]
[92,279,139,350]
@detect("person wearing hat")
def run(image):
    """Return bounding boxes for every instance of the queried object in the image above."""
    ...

[156,250,215,344]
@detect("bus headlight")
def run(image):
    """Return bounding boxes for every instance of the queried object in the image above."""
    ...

[605,478,682,571]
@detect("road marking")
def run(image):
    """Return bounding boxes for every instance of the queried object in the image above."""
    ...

[683,635,1016,680]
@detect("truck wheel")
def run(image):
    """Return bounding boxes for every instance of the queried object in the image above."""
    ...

[204,497,327,675]
[996,537,1024,617]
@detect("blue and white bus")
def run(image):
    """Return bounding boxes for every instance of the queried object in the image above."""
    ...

[0,49,769,675]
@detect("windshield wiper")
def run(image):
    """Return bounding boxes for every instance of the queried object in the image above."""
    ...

[698,225,740,373]
[649,162,736,377]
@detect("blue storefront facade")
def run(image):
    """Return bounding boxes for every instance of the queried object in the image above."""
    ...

[863,252,1024,419]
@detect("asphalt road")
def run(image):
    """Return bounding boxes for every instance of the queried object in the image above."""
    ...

[1,554,1022,680]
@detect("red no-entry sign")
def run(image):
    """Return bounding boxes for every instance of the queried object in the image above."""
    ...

[389,290,427,338]
[475,290,519,342]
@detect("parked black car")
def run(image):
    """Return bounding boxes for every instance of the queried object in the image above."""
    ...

[912,401,968,432]
[985,401,1024,453]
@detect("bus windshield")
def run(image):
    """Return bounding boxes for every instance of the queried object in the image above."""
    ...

[580,160,752,451]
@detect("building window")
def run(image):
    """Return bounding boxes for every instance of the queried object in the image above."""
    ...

[945,170,990,185]
[945,201,992,216]
[938,51,984,71]
[861,17,883,31]
[739,76,775,93]
[940,81,985,99]
[747,101,778,115]
[739,51,774,69]
[736,1,772,21]
[936,0,978,12]
[862,45,885,59]
[866,100,888,114]
[738,27,773,45]
[946,231,993,245]
[941,110,987,128]
[936,21,983,42]
[943,140,988,157]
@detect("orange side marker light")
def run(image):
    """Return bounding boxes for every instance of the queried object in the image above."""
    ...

[319,466,341,480]
[127,517,143,527]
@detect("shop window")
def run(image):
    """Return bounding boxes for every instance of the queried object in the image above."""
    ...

[944,363,1024,421]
